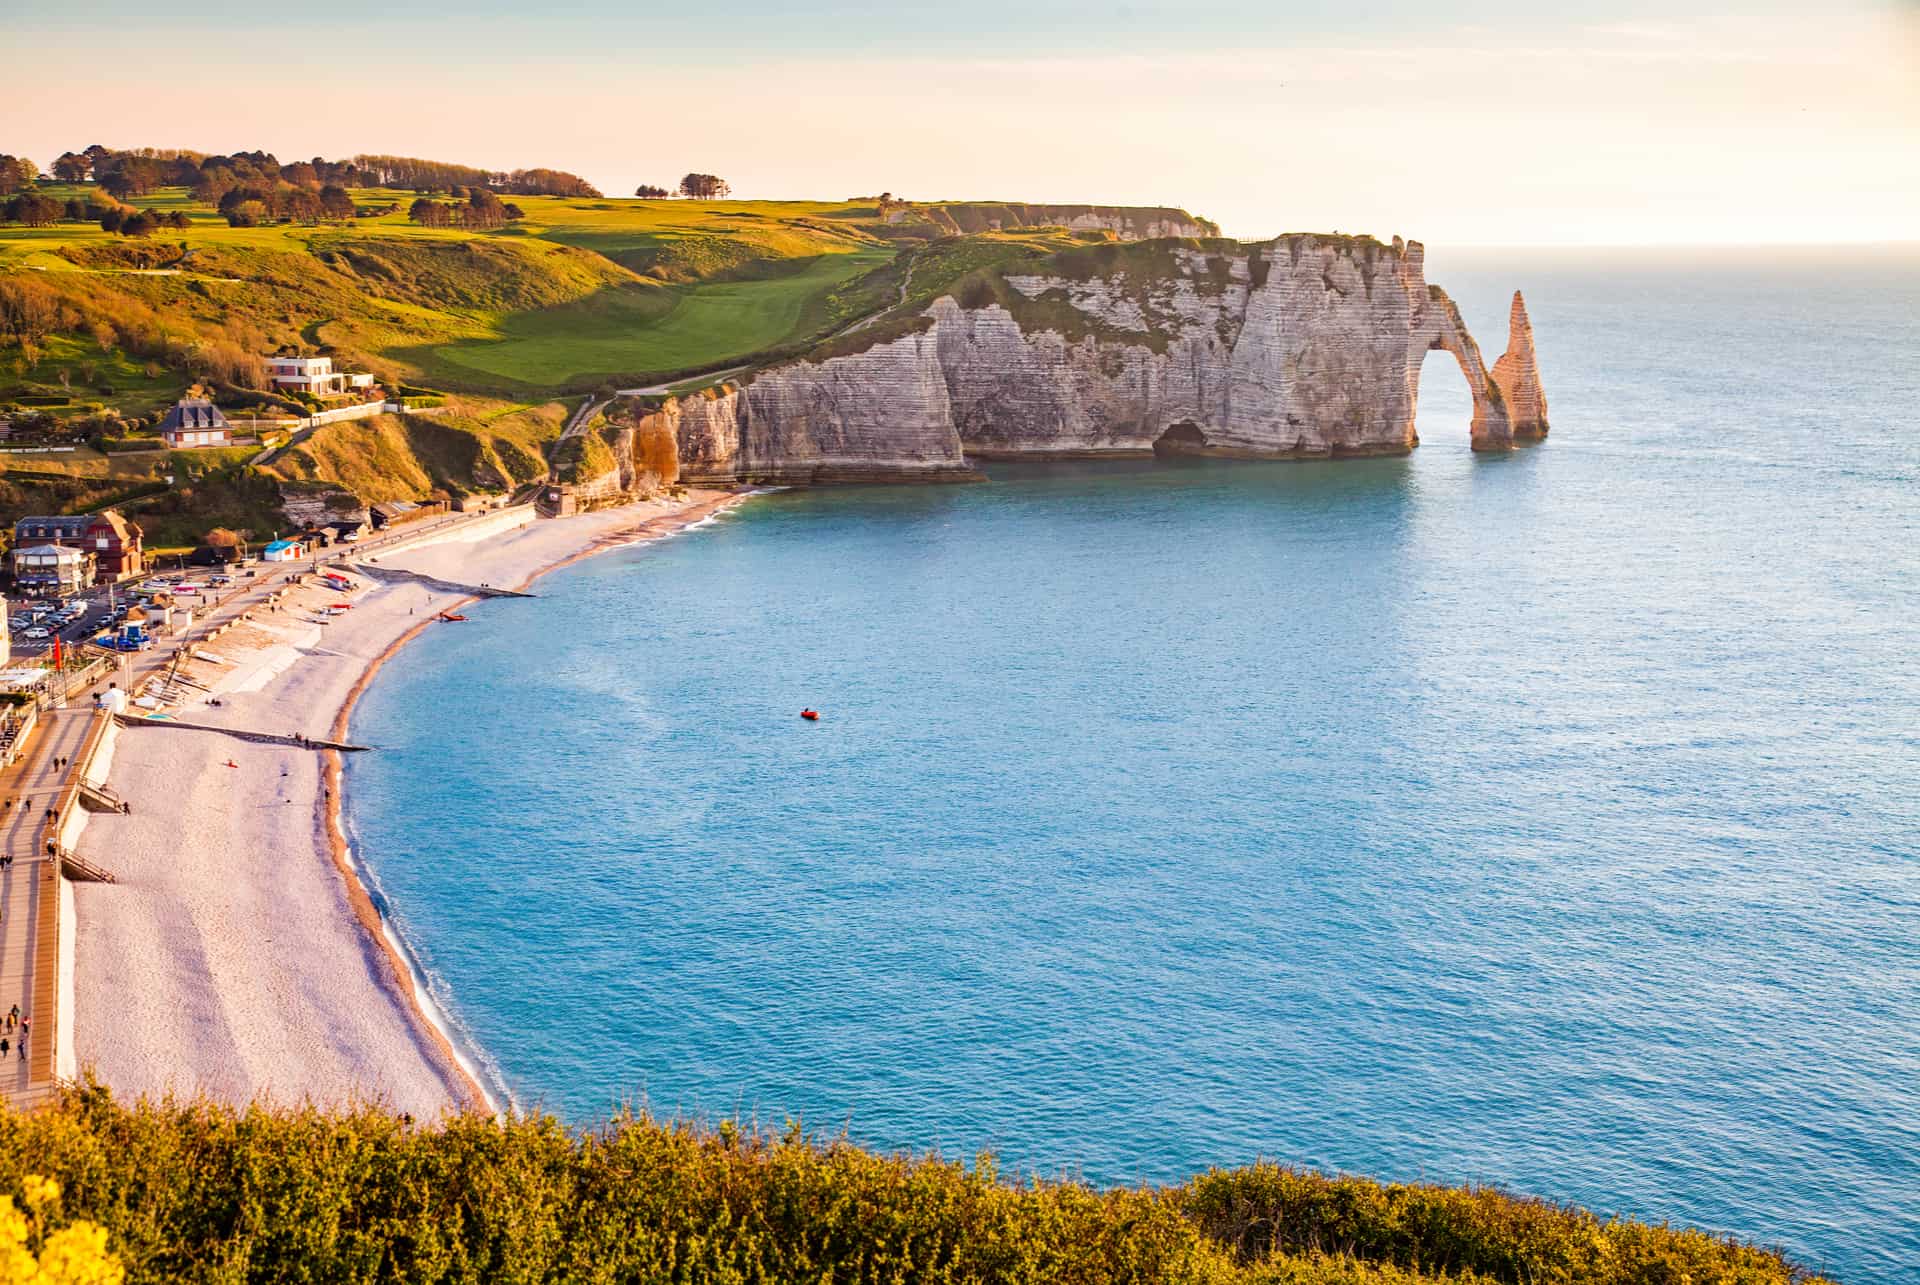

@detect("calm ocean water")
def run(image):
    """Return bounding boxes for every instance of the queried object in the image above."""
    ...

[348,246,1919,1281]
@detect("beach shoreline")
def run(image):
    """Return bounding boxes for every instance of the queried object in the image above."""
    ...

[321,488,752,1112]
[69,489,752,1115]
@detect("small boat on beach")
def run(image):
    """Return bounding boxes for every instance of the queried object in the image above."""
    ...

[437,611,467,623]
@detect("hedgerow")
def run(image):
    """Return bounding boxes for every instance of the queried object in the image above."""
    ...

[0,1085,1828,1285]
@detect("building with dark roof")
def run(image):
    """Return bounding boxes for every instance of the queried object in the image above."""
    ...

[158,398,232,449]
[12,509,145,583]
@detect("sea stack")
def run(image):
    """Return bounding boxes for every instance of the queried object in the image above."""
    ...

[1491,291,1550,441]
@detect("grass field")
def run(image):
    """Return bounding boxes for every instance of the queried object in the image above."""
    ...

[412,249,894,388]
[0,188,918,397]
[0,333,189,414]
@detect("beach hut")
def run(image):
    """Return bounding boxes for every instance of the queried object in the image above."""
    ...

[261,539,305,563]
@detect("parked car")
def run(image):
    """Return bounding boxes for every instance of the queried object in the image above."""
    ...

[21,627,50,639]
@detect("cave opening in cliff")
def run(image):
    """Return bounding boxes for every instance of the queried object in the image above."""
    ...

[1152,422,1209,457]
[1414,349,1476,447]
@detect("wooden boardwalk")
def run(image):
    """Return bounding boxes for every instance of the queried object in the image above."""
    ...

[0,707,96,1109]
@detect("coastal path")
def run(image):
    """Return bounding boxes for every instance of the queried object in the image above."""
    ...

[0,707,99,1109]
[545,396,609,478]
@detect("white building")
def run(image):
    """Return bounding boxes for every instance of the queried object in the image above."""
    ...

[264,354,377,397]
[11,544,92,597]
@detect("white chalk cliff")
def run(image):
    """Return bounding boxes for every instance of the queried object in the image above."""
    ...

[655,234,1546,485]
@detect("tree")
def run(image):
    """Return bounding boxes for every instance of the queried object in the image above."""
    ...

[0,277,70,345]
[318,184,354,220]
[121,210,157,237]
[225,200,270,228]
[166,209,191,229]
[0,156,35,195]
[4,194,61,227]
[407,197,450,228]
[98,207,126,233]
[283,188,323,223]
[465,187,507,229]
[634,184,670,198]
[99,155,163,197]
[496,167,599,197]
[678,173,730,199]
[51,151,89,183]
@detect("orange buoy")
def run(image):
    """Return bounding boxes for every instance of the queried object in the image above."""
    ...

[800,709,819,721]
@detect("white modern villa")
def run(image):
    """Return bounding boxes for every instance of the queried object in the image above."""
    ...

[264,354,377,397]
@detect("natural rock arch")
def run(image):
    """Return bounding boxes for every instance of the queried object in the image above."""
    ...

[1407,286,1548,452]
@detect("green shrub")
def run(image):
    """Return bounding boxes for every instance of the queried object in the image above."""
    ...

[0,1087,1829,1285]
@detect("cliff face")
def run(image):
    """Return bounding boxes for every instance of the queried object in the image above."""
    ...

[675,332,982,485]
[652,233,1545,485]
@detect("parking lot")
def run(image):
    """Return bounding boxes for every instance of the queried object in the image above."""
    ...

[8,569,260,657]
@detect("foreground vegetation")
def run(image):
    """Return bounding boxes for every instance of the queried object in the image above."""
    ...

[0,1085,1825,1285]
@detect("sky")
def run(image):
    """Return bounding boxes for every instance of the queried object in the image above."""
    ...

[2,0,1916,245]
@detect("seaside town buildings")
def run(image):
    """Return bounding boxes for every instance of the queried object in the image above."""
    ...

[12,511,145,584]
[157,397,234,449]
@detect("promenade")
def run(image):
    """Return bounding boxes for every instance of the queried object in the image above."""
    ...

[0,708,94,1107]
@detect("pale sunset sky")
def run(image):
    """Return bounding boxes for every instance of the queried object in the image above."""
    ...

[3,0,1916,244]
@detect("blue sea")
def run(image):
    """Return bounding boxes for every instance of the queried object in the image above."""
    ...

[348,245,1920,1281]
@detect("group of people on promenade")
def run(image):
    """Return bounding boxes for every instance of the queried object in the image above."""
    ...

[1,1005,27,1063]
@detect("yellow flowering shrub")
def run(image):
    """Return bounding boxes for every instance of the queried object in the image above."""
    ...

[0,1177,124,1285]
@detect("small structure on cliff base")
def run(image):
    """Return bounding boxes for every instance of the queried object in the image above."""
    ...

[590,232,1551,487]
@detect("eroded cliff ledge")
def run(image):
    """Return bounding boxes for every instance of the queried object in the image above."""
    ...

[627,233,1546,487]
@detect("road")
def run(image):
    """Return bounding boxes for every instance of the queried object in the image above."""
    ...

[615,365,751,397]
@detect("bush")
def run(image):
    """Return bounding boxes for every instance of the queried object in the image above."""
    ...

[0,1087,1830,1285]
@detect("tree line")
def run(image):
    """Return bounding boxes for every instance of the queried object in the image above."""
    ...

[217,183,358,227]
[633,174,732,199]
[406,188,526,229]
[350,155,600,197]
[4,145,601,200]
[0,190,188,237]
